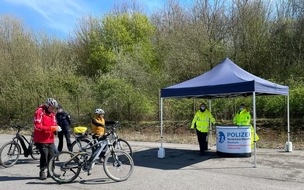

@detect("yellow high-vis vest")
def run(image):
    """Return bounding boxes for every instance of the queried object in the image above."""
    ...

[191,109,215,132]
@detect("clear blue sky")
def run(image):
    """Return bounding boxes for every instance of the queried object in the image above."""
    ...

[0,0,190,39]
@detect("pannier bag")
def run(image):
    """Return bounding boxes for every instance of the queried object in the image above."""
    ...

[73,126,88,138]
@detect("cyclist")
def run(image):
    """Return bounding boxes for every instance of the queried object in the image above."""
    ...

[33,98,62,180]
[91,108,115,161]
[91,108,106,138]
[91,108,116,138]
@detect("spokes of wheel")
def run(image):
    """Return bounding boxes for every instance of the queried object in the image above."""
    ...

[70,138,92,153]
[0,142,21,168]
[114,139,133,157]
[103,150,134,182]
[48,151,81,183]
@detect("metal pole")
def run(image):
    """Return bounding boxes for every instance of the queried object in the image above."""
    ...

[160,97,163,148]
[285,95,292,152]
[208,99,212,147]
[157,97,165,158]
[287,95,290,142]
[253,92,257,168]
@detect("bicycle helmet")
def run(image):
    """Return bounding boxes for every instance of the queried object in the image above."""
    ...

[95,108,105,115]
[45,98,58,108]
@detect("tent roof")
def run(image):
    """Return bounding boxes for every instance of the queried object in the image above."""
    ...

[161,58,289,98]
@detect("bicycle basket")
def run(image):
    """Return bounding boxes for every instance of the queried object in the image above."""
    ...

[73,126,88,137]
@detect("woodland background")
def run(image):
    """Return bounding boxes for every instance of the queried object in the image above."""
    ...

[1,0,304,144]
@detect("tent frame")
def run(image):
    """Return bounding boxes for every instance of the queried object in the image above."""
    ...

[159,58,291,167]
[159,94,290,167]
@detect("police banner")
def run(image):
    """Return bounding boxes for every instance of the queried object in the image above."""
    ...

[216,126,251,157]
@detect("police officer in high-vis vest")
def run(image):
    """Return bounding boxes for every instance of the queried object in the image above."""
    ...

[233,103,259,148]
[191,103,215,155]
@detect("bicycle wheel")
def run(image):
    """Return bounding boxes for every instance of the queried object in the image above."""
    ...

[70,138,92,153]
[113,139,133,157]
[48,151,81,183]
[30,143,40,160]
[103,150,134,182]
[0,141,21,168]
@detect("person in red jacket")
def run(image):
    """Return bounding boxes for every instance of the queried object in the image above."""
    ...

[33,98,61,180]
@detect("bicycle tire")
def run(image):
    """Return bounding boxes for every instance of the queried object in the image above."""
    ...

[30,144,40,160]
[113,139,133,157]
[48,151,81,183]
[70,138,92,153]
[103,149,134,182]
[0,141,21,168]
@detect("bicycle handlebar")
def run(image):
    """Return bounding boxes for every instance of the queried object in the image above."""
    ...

[105,121,120,130]
[12,125,31,131]
[88,121,120,140]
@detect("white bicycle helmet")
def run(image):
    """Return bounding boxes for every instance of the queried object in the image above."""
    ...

[95,108,105,115]
[45,98,58,108]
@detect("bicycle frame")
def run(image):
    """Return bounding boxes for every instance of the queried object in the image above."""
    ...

[106,123,124,145]
[0,125,40,168]
[70,136,112,173]
[108,128,118,143]
[86,138,110,161]
[12,127,33,156]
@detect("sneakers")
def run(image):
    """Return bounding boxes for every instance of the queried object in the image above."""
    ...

[40,170,55,179]
[39,170,47,180]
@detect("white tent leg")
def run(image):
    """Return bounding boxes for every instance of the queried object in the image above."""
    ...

[158,97,165,158]
[285,95,292,152]
[208,99,212,148]
[253,92,257,168]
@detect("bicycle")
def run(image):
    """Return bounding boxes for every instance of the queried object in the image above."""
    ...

[0,125,40,168]
[70,122,133,157]
[48,132,134,183]
[70,126,92,153]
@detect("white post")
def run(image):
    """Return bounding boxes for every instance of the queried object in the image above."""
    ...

[253,92,257,168]
[158,97,165,158]
[208,99,212,148]
[285,95,292,152]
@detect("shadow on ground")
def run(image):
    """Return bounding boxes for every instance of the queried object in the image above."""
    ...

[0,176,37,181]
[0,159,39,170]
[132,148,220,170]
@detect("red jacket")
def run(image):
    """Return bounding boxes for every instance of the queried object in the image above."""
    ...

[33,105,57,143]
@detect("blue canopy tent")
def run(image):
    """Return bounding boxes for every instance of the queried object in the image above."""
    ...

[159,58,290,167]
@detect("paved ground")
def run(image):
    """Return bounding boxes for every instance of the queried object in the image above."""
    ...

[0,134,304,190]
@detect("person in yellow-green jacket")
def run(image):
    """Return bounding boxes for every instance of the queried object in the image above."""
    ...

[191,103,215,155]
[233,103,259,148]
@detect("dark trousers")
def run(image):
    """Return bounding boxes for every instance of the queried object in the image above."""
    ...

[57,129,72,152]
[36,143,55,171]
[196,130,208,154]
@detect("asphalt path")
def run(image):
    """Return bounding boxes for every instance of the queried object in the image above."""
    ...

[0,134,304,190]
